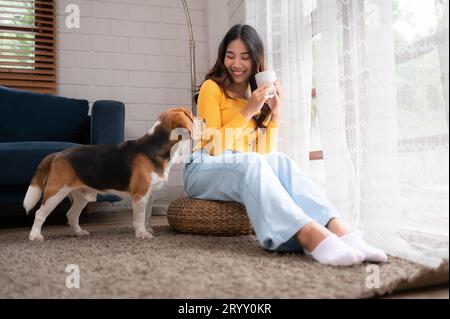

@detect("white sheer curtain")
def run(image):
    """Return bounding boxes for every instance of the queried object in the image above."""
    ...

[246,0,314,168]
[248,0,449,268]
[314,0,448,268]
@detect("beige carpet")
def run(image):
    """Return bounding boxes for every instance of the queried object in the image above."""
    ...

[0,225,446,299]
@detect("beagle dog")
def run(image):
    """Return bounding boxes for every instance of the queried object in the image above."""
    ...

[24,107,202,241]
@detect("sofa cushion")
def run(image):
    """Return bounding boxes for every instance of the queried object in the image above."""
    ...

[0,141,80,185]
[0,86,89,143]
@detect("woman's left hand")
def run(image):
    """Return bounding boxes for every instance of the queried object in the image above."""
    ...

[266,80,282,123]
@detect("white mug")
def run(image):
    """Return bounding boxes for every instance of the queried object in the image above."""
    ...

[255,70,277,99]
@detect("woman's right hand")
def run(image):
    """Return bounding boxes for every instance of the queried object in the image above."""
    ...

[241,84,271,121]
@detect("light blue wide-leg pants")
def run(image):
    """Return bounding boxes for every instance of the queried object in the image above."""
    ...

[183,150,341,252]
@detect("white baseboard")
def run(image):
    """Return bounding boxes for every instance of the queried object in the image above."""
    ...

[87,198,172,215]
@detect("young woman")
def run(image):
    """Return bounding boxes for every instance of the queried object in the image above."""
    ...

[183,24,387,266]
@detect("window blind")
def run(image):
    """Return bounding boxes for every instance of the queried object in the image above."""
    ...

[0,0,56,94]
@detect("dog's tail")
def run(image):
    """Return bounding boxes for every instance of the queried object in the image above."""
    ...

[23,153,57,214]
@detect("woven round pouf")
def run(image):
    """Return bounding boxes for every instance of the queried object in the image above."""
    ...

[167,198,254,236]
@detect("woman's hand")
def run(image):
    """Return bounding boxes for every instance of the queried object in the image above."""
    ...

[241,84,271,121]
[266,80,282,123]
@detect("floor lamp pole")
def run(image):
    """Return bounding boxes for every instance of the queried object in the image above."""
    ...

[181,0,197,116]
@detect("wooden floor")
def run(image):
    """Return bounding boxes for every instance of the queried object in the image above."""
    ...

[1,209,448,299]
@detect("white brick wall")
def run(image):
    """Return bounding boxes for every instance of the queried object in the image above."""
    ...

[228,0,245,27]
[56,0,210,208]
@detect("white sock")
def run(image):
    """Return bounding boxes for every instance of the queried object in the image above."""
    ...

[340,233,388,263]
[305,234,365,266]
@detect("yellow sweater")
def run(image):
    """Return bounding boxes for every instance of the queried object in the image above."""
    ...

[196,79,279,156]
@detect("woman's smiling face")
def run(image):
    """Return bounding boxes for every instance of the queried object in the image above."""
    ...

[224,39,253,85]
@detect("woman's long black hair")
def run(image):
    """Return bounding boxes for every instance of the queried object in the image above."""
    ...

[203,24,266,99]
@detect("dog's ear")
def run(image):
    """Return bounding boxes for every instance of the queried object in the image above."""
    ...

[179,107,194,123]
[163,108,192,131]
[180,109,194,133]
[159,108,195,135]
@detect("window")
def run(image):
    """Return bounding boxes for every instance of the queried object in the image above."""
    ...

[393,0,449,236]
[310,0,449,236]
[0,0,56,94]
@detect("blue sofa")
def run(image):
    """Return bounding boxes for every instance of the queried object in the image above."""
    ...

[0,86,125,212]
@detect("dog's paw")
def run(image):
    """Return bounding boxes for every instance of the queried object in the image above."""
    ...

[135,231,154,240]
[29,233,44,241]
[75,229,90,237]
